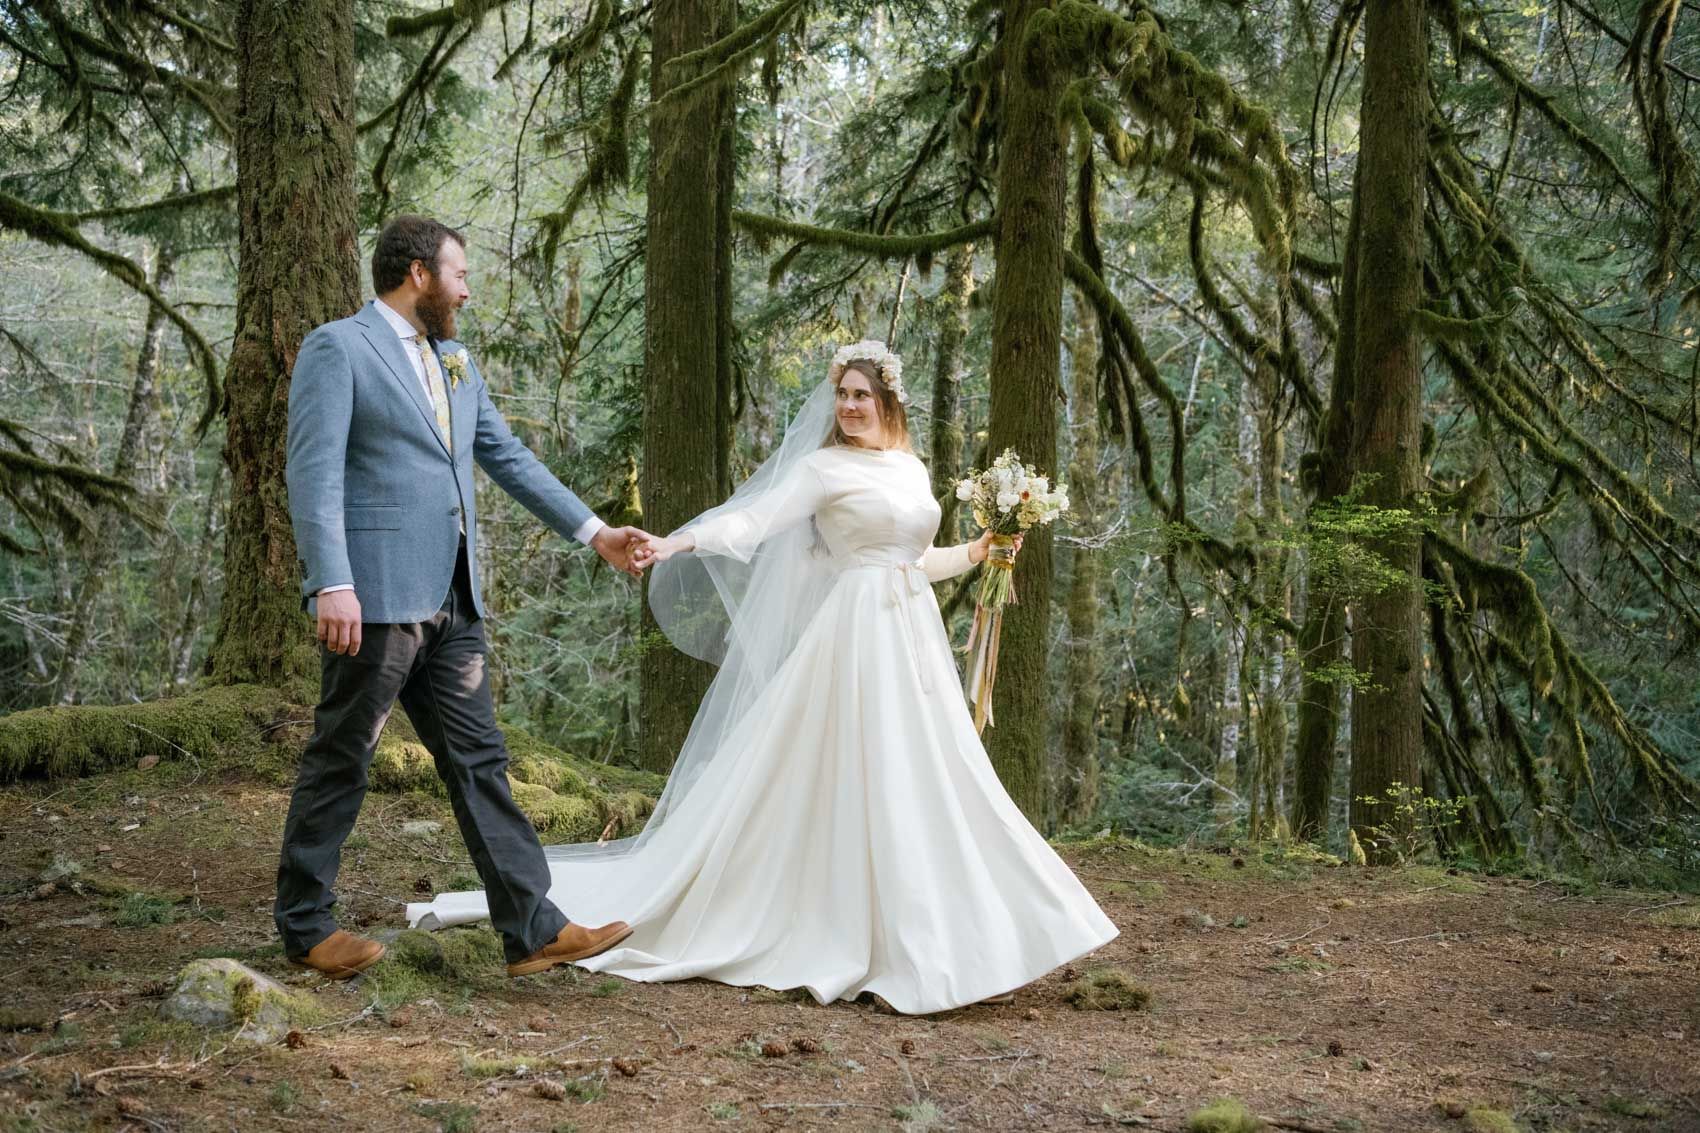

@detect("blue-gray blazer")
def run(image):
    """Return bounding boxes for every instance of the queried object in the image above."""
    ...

[286,301,594,624]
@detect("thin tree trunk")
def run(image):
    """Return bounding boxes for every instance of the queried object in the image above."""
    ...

[55,247,177,704]
[170,459,225,692]
[1292,183,1362,844]
[206,0,359,690]
[1347,0,1428,863]
[1056,292,1101,827]
[931,244,973,539]
[638,0,735,771]
[985,0,1066,822]
[1252,357,1290,837]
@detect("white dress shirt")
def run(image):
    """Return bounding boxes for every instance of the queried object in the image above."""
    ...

[316,299,604,597]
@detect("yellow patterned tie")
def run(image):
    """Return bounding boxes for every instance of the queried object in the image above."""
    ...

[413,333,453,453]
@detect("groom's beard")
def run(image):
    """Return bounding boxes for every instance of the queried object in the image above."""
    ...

[416,276,459,341]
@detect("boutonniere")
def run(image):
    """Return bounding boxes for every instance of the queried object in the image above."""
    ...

[441,349,469,391]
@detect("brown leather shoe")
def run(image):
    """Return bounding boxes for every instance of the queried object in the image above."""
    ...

[289,929,385,980]
[507,921,633,977]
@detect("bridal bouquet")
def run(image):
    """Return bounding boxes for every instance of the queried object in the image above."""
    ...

[954,449,1069,732]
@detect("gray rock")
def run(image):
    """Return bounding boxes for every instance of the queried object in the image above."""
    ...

[401,820,443,839]
[158,957,308,1044]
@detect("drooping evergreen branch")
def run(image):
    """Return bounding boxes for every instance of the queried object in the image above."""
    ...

[369,24,477,205]
[536,37,644,271]
[69,184,235,223]
[664,0,807,74]
[35,8,235,136]
[386,0,520,37]
[1624,0,1700,287]
[731,212,992,258]
[0,189,221,434]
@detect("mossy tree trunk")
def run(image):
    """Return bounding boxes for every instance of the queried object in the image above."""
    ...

[1250,355,1290,838]
[638,0,736,771]
[1346,0,1429,863]
[1056,290,1101,827]
[205,0,359,690]
[1291,184,1361,845]
[931,244,974,540]
[985,0,1066,823]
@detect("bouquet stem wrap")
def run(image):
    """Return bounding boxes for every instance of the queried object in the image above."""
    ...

[963,534,1019,733]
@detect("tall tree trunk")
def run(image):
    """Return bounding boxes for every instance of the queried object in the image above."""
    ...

[1347,0,1428,863]
[1292,185,1361,844]
[985,0,1066,822]
[170,460,225,692]
[206,0,359,690]
[1251,357,1290,837]
[1056,292,1101,827]
[55,247,176,704]
[638,0,735,771]
[931,244,973,539]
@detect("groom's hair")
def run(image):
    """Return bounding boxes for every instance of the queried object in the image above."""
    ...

[372,215,465,294]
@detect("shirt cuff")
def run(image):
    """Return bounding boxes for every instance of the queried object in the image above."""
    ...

[317,584,355,595]
[573,516,606,546]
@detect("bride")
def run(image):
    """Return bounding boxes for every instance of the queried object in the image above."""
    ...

[408,341,1117,1013]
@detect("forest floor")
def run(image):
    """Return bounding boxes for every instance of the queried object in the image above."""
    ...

[1,761,1697,1133]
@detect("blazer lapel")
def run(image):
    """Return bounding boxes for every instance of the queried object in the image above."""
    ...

[354,303,451,459]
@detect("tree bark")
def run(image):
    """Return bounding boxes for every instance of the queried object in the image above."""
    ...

[1251,357,1290,838]
[169,459,225,692]
[638,0,735,771]
[1292,183,1361,845]
[1056,291,1101,827]
[931,244,973,539]
[985,0,1066,822]
[205,0,359,690]
[1346,0,1428,863]
[55,247,176,704]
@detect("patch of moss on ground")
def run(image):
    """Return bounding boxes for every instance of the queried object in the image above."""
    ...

[1462,1107,1521,1133]
[1062,968,1152,1011]
[363,927,505,1010]
[1187,1098,1265,1133]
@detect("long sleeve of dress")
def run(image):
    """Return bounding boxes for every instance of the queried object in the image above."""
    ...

[684,457,832,562]
[919,542,977,583]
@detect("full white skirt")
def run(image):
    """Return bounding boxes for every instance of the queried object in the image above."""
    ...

[407,566,1118,1014]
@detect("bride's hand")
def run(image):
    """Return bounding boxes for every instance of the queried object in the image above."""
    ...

[968,530,1023,565]
[634,533,693,568]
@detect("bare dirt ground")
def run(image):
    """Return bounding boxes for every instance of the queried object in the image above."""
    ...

[2,762,1696,1133]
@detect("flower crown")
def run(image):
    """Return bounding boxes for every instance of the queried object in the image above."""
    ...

[829,340,908,404]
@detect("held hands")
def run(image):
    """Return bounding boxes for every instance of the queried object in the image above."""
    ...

[591,525,655,578]
[968,530,1023,565]
[316,590,363,656]
[631,532,693,571]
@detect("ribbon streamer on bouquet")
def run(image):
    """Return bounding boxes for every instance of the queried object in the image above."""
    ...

[961,534,1019,733]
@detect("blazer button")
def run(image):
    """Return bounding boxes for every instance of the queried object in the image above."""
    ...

[450,506,461,516]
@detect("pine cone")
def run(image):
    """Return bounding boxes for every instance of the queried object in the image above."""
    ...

[760,1041,788,1059]
[533,1079,567,1101]
[790,1037,821,1055]
[612,1058,640,1077]
[899,1039,917,1056]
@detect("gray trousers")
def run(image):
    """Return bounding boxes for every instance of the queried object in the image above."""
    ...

[274,544,568,963]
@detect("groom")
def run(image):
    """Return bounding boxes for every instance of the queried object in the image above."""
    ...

[280,216,639,979]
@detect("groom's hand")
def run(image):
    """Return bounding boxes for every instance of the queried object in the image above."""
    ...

[316,590,363,656]
[591,525,653,578]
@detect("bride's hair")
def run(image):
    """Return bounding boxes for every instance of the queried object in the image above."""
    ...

[828,359,913,452]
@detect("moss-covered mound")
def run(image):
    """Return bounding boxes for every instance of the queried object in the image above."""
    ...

[0,684,661,842]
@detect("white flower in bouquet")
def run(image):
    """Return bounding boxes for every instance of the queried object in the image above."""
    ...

[996,489,1021,513]
[955,479,975,502]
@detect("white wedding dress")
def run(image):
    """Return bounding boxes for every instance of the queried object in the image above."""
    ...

[408,416,1117,1013]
